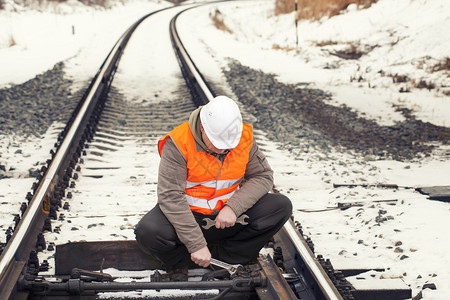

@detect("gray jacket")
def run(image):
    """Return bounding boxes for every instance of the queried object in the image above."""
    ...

[157,107,274,254]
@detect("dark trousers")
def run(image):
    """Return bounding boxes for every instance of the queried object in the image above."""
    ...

[134,193,292,270]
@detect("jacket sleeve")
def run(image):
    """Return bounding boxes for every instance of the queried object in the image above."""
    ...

[157,138,207,254]
[225,137,274,216]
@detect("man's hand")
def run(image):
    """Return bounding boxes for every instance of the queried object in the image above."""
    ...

[215,206,237,229]
[191,246,211,268]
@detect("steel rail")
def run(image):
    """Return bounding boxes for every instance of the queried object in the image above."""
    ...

[1,2,346,300]
[171,4,411,300]
[282,220,343,300]
[0,35,125,299]
[0,6,178,299]
[0,21,125,278]
[169,4,216,106]
[170,3,344,300]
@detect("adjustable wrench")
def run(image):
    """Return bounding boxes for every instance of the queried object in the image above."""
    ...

[209,258,243,276]
[202,214,249,230]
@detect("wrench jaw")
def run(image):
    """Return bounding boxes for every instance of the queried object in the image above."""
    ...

[201,214,250,230]
[208,263,258,280]
[236,214,249,226]
[229,265,246,278]
[209,258,245,278]
[201,218,215,230]
[209,264,244,278]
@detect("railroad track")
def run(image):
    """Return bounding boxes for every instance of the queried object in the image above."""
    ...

[0,2,412,300]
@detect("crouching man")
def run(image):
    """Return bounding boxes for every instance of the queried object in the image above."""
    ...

[135,96,292,281]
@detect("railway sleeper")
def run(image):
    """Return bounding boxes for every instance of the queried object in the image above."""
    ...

[18,239,411,300]
[2,5,416,299]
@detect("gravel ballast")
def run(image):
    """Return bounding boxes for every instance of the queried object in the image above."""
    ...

[0,62,79,138]
[223,59,450,161]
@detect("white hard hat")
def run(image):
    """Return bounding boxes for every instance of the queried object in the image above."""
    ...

[200,96,243,149]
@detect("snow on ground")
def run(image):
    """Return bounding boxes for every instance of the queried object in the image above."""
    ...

[0,122,66,228]
[1,0,449,299]
[0,0,170,241]
[111,4,190,104]
[183,0,450,127]
[176,1,449,298]
[178,1,449,298]
[0,0,171,91]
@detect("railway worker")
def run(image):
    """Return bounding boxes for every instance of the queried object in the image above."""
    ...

[135,95,292,281]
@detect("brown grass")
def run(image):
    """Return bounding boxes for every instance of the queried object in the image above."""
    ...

[272,43,297,51]
[275,0,378,20]
[211,9,233,34]
[432,57,450,73]
[414,79,435,90]
[9,35,16,47]
[313,40,339,47]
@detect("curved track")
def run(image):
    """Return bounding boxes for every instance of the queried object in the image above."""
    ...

[0,3,411,300]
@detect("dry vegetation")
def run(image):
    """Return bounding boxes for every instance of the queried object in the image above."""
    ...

[275,0,378,20]
[8,35,16,47]
[77,0,116,8]
[432,57,450,73]
[272,43,297,51]
[210,9,233,34]
[390,57,450,93]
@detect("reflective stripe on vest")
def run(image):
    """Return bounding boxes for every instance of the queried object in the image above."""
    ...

[159,122,253,215]
[186,178,243,189]
[185,189,238,211]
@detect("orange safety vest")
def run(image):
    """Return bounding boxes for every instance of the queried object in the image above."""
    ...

[158,122,253,215]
